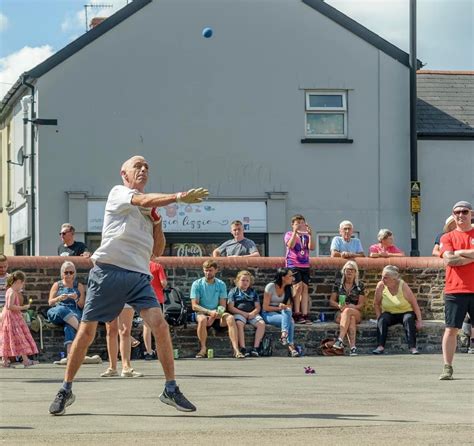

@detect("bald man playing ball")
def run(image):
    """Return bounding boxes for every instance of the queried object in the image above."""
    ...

[49,155,208,416]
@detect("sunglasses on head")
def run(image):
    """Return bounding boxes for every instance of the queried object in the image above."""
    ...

[63,271,75,275]
[453,209,470,216]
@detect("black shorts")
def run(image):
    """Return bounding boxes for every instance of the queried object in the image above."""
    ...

[444,294,474,328]
[291,267,310,285]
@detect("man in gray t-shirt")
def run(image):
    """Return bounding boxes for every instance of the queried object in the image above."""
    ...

[212,220,260,257]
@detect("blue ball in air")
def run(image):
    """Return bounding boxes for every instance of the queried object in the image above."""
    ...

[202,27,213,38]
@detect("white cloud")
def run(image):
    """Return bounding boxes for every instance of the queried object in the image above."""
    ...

[61,0,129,33]
[0,46,54,99]
[0,12,9,32]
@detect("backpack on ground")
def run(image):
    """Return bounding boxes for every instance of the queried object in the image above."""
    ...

[163,287,188,328]
[318,338,345,356]
[259,335,273,357]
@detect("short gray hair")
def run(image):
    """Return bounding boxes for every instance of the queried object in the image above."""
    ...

[382,265,400,279]
[339,220,353,229]
[60,223,75,233]
[377,229,393,242]
[60,261,76,276]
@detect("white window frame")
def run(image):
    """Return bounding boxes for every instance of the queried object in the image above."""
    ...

[305,91,348,138]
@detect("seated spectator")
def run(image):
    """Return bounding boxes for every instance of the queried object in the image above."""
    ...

[369,229,405,258]
[227,270,265,357]
[190,260,243,358]
[262,268,299,357]
[47,261,85,359]
[432,216,456,257]
[330,220,365,258]
[58,223,91,257]
[212,220,260,257]
[142,257,168,360]
[329,260,366,356]
[373,265,423,355]
[462,315,474,354]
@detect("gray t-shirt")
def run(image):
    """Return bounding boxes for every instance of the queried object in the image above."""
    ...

[217,237,258,256]
[264,282,285,306]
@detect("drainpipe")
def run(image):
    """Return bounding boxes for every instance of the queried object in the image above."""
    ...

[21,74,36,256]
[409,0,419,256]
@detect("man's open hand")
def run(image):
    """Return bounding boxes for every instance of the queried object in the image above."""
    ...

[176,188,209,204]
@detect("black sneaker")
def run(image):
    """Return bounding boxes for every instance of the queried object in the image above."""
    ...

[49,389,75,416]
[144,352,154,361]
[240,347,250,358]
[250,348,260,357]
[159,386,197,412]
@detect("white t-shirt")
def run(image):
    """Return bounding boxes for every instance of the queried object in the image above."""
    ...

[92,185,153,275]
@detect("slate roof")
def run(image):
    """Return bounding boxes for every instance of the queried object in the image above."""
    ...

[417,71,474,138]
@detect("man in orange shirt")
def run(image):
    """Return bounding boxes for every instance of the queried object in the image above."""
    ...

[439,200,474,380]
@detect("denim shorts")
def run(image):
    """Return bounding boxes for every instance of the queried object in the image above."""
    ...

[234,314,264,325]
[82,262,159,323]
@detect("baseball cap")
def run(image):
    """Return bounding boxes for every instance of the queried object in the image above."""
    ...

[452,201,472,211]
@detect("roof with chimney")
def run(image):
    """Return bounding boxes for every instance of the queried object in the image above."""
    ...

[417,70,474,139]
[1,0,414,118]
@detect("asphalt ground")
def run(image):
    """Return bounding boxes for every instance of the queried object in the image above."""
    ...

[1,354,473,445]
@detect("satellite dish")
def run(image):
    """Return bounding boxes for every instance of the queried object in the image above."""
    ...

[17,148,25,165]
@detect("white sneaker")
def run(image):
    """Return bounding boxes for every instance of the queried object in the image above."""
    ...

[100,368,118,377]
[121,368,143,378]
[53,358,68,365]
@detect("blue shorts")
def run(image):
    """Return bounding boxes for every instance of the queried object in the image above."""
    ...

[82,263,159,323]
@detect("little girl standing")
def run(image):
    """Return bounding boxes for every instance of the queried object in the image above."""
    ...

[0,270,39,367]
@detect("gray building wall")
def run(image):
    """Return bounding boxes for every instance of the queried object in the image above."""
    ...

[418,139,474,255]
[32,0,414,255]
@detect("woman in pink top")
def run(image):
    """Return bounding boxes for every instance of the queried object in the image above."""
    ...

[369,229,405,258]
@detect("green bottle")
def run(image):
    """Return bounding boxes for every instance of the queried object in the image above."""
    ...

[339,294,347,306]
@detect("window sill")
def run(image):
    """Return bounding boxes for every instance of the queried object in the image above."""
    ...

[301,138,353,144]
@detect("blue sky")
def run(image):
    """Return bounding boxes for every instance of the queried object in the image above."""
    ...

[0,0,472,98]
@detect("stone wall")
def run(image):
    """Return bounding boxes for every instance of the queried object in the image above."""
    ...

[8,256,448,360]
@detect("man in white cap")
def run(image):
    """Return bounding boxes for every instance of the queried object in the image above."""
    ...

[438,200,474,380]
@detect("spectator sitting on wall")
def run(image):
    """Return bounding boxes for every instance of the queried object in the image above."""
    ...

[58,223,91,257]
[47,261,86,361]
[373,265,423,355]
[190,260,243,358]
[330,220,365,259]
[212,220,260,257]
[369,229,405,258]
[262,268,300,357]
[227,270,265,357]
[329,260,366,356]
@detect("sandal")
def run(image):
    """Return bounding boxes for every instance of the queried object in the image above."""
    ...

[131,338,140,348]
[289,349,300,357]
[1,362,15,368]
[195,351,207,359]
[23,360,39,368]
[234,352,246,359]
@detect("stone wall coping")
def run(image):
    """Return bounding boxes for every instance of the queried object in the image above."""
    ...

[7,256,444,271]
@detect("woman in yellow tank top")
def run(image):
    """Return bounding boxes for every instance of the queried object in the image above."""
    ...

[373,265,423,354]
